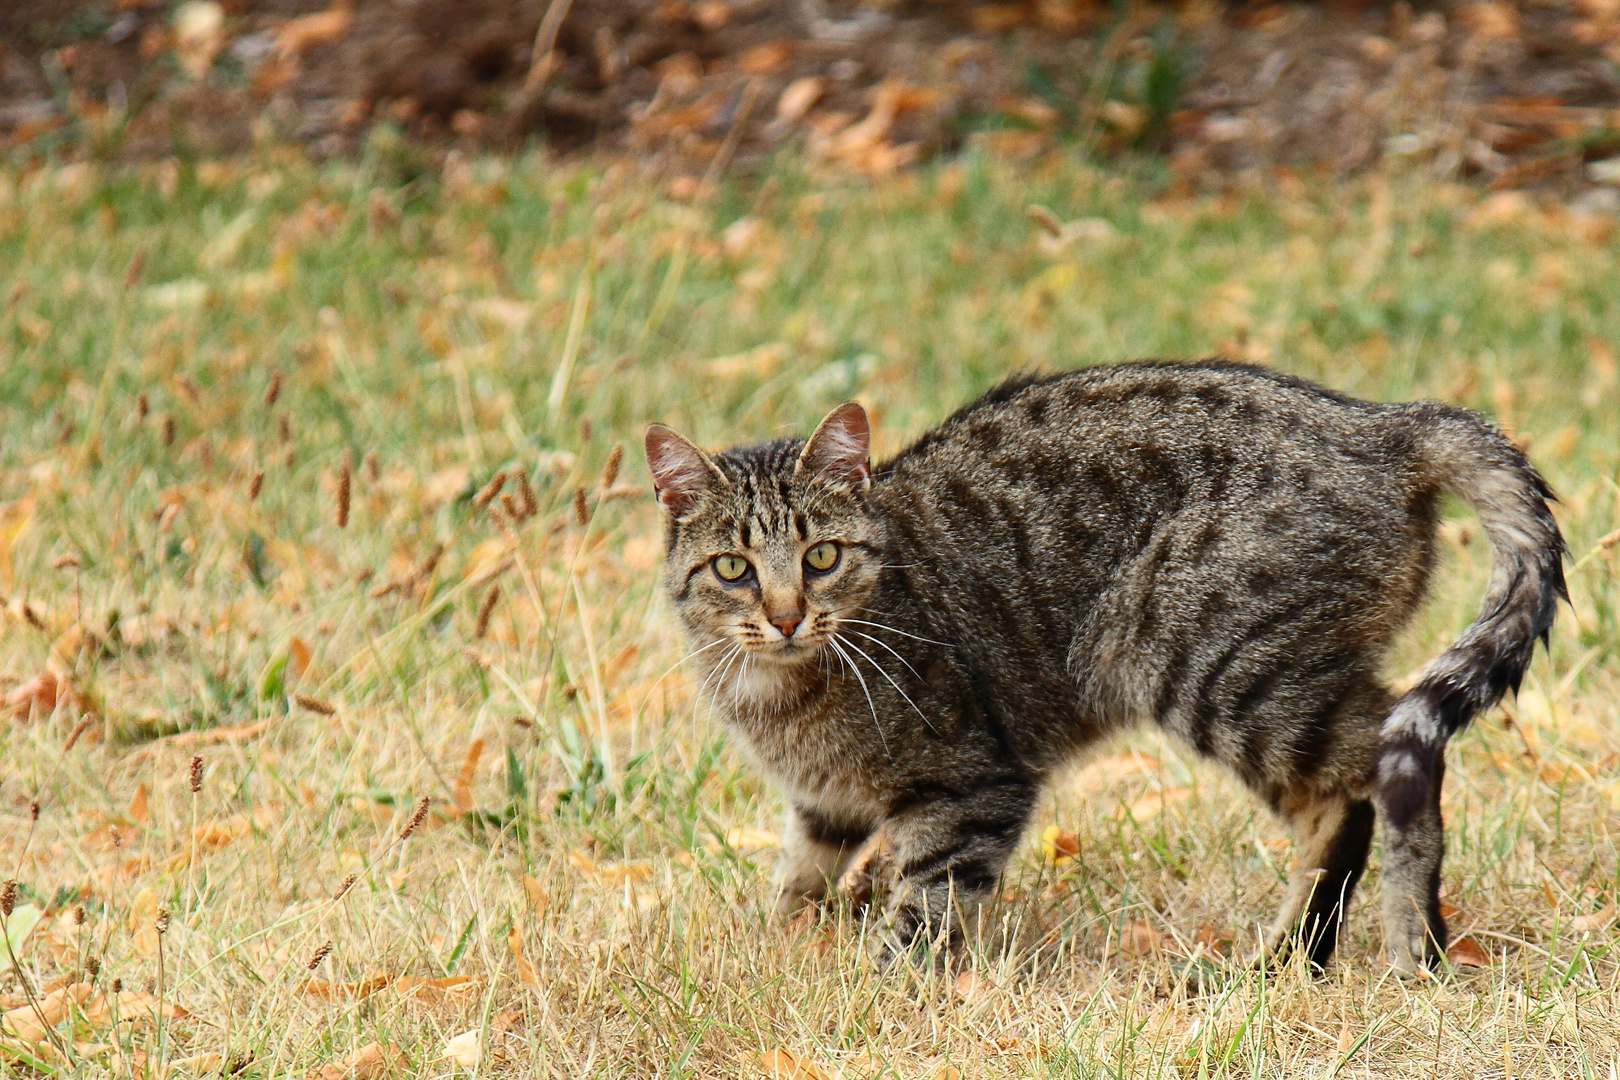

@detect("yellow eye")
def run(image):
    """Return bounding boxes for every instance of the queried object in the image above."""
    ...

[804,542,840,573]
[713,554,751,582]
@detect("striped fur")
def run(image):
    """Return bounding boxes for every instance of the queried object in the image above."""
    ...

[647,362,1565,972]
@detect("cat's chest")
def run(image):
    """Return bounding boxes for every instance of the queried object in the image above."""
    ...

[719,673,892,815]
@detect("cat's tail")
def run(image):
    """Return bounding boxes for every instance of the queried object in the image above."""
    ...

[1376,404,1567,824]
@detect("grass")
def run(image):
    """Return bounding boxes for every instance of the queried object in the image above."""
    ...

[0,144,1618,1079]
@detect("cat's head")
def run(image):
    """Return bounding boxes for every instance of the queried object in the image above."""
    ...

[645,403,884,667]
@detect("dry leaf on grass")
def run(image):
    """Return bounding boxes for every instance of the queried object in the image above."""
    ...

[302,1041,403,1080]
[521,873,549,915]
[1447,937,1491,967]
[160,718,274,746]
[442,1030,481,1069]
[756,1047,831,1080]
[776,77,825,125]
[1569,903,1617,931]
[1119,786,1194,821]
[507,926,540,988]
[300,974,392,1000]
[7,672,81,719]
[952,970,993,1002]
[275,4,353,58]
[568,850,654,884]
[395,975,483,1003]
[128,782,150,825]
[1118,920,1170,957]
[1,982,93,1042]
[929,1067,963,1080]
[1040,824,1079,864]
[452,737,484,814]
[720,826,780,852]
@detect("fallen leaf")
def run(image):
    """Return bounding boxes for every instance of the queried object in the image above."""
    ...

[737,40,792,74]
[1439,902,1462,919]
[1336,1020,1353,1053]
[299,974,392,1000]
[160,718,275,747]
[303,1041,404,1080]
[395,975,483,1003]
[171,1,225,79]
[568,850,654,884]
[1569,903,1616,932]
[1118,920,1168,957]
[929,1067,963,1080]
[452,738,484,814]
[507,926,540,988]
[1120,786,1194,821]
[1446,937,1491,967]
[288,636,313,679]
[1040,824,1079,864]
[276,4,352,57]
[442,1030,481,1069]
[129,783,150,825]
[952,970,991,1002]
[722,826,781,852]
[776,77,826,124]
[756,1047,831,1080]
[521,874,549,915]
[1,982,93,1042]
[79,989,190,1025]
[7,672,72,719]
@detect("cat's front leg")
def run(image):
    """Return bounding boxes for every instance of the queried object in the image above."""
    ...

[773,804,870,916]
[873,778,1036,965]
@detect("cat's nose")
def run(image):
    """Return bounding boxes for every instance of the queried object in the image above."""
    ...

[769,613,803,638]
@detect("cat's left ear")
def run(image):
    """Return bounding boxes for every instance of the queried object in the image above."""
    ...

[797,401,871,494]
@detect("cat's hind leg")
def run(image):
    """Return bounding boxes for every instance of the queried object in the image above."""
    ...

[1373,745,1448,975]
[774,804,869,916]
[1263,789,1376,969]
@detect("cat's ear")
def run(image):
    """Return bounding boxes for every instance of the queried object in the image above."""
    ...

[797,401,871,494]
[645,424,725,517]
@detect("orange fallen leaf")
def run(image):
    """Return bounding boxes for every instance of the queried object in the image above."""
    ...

[568,850,654,884]
[1439,902,1462,919]
[952,970,992,1002]
[776,77,825,125]
[521,874,549,915]
[756,1048,831,1080]
[129,782,150,825]
[79,989,190,1025]
[1120,786,1194,821]
[395,975,483,1003]
[441,1030,480,1069]
[161,718,274,746]
[507,926,540,988]
[1446,937,1491,967]
[275,4,352,57]
[1118,920,1168,957]
[1040,824,1079,864]
[299,974,392,1000]
[1569,903,1616,932]
[1,982,93,1042]
[452,738,484,814]
[930,1067,963,1080]
[7,672,72,719]
[302,1041,403,1080]
[288,636,313,679]
[721,826,780,852]
[736,40,792,75]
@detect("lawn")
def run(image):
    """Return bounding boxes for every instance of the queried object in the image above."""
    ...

[1,145,1619,1078]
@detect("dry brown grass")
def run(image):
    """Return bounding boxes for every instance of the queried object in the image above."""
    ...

[1,149,1618,1078]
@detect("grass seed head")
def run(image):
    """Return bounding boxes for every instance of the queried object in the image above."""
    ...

[0,878,15,917]
[336,456,352,528]
[84,956,99,979]
[500,491,521,520]
[136,391,149,421]
[111,978,121,994]
[73,905,86,926]
[155,908,170,935]
[264,370,282,409]
[306,940,333,970]
[294,693,336,716]
[53,553,82,570]
[189,754,204,793]
[333,873,357,900]
[64,717,90,751]
[277,414,291,443]
[363,450,380,483]
[474,469,507,508]
[515,469,538,517]
[124,249,146,289]
[601,442,624,490]
[29,800,39,821]
[475,582,500,639]
[414,543,445,584]
[400,796,431,841]
[573,485,589,525]
[160,413,175,447]
[249,469,265,500]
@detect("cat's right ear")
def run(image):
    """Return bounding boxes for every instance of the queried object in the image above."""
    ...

[645,424,724,517]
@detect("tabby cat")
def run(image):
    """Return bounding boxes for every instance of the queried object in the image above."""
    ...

[644,362,1565,973]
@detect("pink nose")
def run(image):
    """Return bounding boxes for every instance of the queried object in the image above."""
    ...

[769,614,803,638]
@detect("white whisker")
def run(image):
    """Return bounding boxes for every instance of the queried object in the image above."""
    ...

[841,628,924,681]
[835,633,939,736]
[837,615,953,648]
[827,636,889,758]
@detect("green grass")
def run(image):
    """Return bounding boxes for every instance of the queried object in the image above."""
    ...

[1,146,1618,1078]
